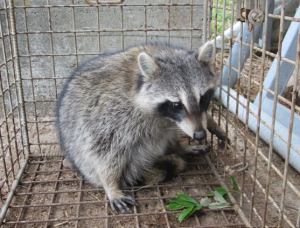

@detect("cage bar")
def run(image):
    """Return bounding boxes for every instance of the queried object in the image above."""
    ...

[0,0,299,227]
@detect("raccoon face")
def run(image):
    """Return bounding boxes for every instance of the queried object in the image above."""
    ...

[175,87,215,140]
[135,41,218,140]
[153,87,214,140]
[155,88,214,122]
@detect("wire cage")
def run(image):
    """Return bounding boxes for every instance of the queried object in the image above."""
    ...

[0,0,300,227]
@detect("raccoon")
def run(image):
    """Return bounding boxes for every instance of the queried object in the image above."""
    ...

[56,42,225,214]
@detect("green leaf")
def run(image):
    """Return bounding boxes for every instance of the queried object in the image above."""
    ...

[208,202,231,209]
[206,191,214,195]
[170,198,195,208]
[178,205,202,222]
[178,206,195,222]
[230,176,239,192]
[194,205,202,211]
[187,205,202,219]
[225,193,231,204]
[200,197,211,207]
[214,190,227,204]
[167,203,185,211]
[217,187,229,196]
[176,194,200,206]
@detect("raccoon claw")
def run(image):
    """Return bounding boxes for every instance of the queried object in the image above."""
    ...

[191,145,211,154]
[184,145,210,155]
[110,196,138,214]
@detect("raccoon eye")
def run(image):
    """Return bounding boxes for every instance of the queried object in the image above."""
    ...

[172,102,183,110]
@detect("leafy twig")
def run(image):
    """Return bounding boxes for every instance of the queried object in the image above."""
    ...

[167,194,202,222]
[167,176,238,222]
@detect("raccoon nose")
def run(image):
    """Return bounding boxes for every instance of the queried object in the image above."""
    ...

[193,130,206,141]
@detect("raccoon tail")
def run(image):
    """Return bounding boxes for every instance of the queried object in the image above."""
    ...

[143,154,186,185]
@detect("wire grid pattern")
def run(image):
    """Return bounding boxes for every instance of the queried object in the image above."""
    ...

[0,0,300,227]
[2,153,246,227]
[0,0,25,205]
[211,0,300,227]
[1,0,245,227]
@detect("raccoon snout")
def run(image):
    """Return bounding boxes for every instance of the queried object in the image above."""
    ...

[193,130,206,141]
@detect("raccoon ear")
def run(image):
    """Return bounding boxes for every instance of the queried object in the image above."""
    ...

[138,52,158,80]
[197,41,215,65]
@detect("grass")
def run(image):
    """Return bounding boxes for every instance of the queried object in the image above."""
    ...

[211,0,236,38]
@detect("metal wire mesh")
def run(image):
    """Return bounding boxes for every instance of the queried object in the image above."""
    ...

[0,0,300,227]
[2,154,247,227]
[211,0,300,227]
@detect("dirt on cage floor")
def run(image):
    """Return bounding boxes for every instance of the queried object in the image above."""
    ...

[0,117,246,227]
[1,130,245,227]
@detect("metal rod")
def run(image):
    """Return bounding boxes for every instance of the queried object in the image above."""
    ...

[240,7,256,209]
[0,2,21,172]
[8,0,30,157]
[202,0,207,42]
[74,179,83,228]
[10,3,204,8]
[2,210,241,225]
[44,159,63,227]
[14,156,42,228]
[262,0,286,224]
[297,201,300,227]
[10,193,229,208]
[250,0,270,222]
[156,183,171,228]
[204,154,252,228]
[278,7,300,226]
[21,0,41,154]
[0,158,28,225]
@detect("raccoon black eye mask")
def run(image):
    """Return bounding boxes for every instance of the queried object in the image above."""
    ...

[200,88,214,112]
[156,101,186,122]
[156,87,215,123]
[56,41,228,214]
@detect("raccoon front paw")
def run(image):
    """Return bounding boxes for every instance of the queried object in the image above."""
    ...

[207,115,230,147]
[110,195,138,214]
[185,145,211,155]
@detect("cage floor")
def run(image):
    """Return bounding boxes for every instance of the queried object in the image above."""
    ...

[2,154,245,227]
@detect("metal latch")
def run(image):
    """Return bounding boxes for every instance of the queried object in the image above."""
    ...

[225,162,249,175]
[236,0,265,31]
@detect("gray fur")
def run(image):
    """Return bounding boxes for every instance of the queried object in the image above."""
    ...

[56,42,219,214]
